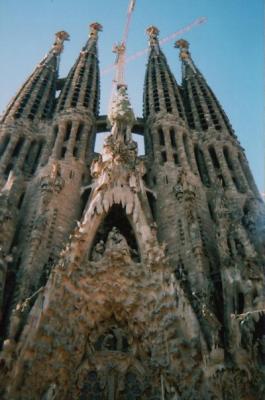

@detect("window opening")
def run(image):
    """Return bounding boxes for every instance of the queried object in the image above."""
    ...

[158,128,165,146]
[170,128,177,148]
[161,151,167,163]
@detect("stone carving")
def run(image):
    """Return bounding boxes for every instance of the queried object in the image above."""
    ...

[108,85,135,143]
[91,240,105,261]
[52,31,70,55]
[40,162,65,205]
[105,227,130,255]
[174,167,196,202]
[95,327,129,353]
[42,383,57,400]
[91,227,140,262]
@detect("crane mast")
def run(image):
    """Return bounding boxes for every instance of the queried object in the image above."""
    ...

[112,0,136,88]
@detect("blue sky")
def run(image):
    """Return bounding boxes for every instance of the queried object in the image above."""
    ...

[0,0,264,194]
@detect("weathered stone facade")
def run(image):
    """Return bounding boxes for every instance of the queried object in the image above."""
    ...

[0,22,264,400]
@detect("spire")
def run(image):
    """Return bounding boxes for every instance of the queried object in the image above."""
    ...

[56,22,102,115]
[1,31,69,123]
[175,39,235,135]
[143,26,185,120]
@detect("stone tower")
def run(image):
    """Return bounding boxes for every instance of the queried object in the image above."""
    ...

[0,20,264,400]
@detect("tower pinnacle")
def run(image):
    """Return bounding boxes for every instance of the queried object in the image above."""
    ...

[146,25,160,53]
[89,22,103,40]
[175,38,196,74]
[52,31,70,55]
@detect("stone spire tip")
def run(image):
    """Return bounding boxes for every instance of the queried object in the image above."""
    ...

[175,39,189,49]
[146,26,160,53]
[174,39,191,61]
[146,26,160,40]
[52,31,70,55]
[89,22,103,39]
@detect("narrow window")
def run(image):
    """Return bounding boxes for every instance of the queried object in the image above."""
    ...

[73,146,78,157]
[12,137,25,158]
[237,292,245,314]
[173,153,179,165]
[31,141,43,174]
[208,202,215,221]
[209,146,220,169]
[161,151,167,163]
[158,128,165,146]
[194,144,210,186]
[50,125,58,150]
[0,135,10,157]
[60,146,67,159]
[76,123,84,142]
[64,121,72,142]
[147,191,156,219]
[223,147,233,170]
[183,134,192,166]
[18,192,25,209]
[170,128,177,148]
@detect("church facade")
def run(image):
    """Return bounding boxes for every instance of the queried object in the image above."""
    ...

[0,22,264,399]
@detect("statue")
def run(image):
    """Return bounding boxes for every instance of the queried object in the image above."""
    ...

[105,227,130,256]
[91,240,105,261]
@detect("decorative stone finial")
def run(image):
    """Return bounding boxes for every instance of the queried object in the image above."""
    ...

[175,39,190,60]
[52,31,70,55]
[175,39,196,74]
[175,39,189,49]
[146,26,160,54]
[146,26,160,39]
[89,22,103,39]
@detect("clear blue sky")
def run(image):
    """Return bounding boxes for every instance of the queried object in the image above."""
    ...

[0,0,264,194]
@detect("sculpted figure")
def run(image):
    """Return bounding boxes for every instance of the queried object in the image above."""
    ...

[91,240,105,261]
[105,227,130,255]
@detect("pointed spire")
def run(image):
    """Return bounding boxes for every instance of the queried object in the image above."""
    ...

[175,39,235,135]
[51,30,70,56]
[56,22,102,115]
[143,26,185,120]
[1,31,69,123]
[146,26,160,54]
[175,39,196,77]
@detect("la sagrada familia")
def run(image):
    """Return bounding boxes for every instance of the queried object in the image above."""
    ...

[0,20,264,400]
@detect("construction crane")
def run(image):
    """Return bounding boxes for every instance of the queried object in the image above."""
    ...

[112,0,136,88]
[103,16,207,76]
